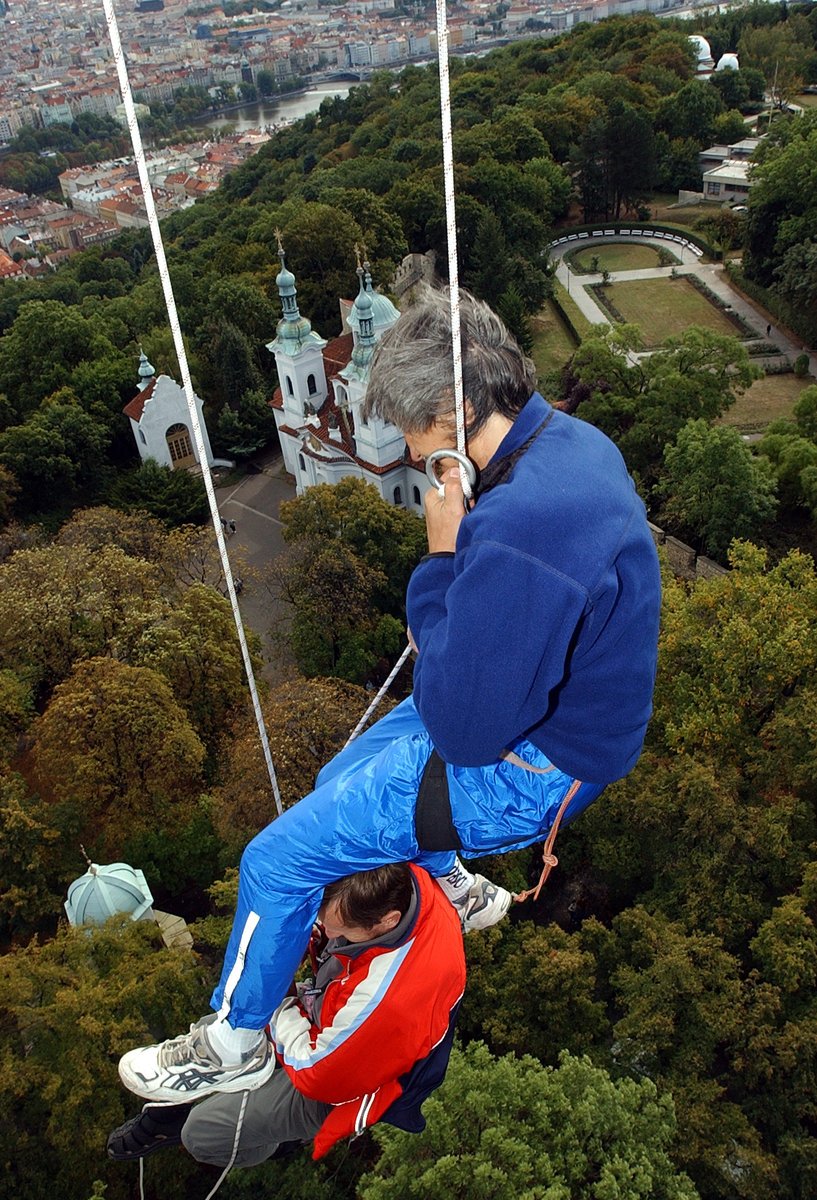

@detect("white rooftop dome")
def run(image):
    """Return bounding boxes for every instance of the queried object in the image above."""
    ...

[689,35,713,63]
[716,53,740,72]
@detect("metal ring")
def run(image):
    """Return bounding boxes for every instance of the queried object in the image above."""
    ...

[425,449,477,497]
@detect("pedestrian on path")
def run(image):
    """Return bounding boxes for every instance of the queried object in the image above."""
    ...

[228,520,237,536]
[766,323,772,337]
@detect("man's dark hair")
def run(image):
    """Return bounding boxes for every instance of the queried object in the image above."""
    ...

[323,863,413,930]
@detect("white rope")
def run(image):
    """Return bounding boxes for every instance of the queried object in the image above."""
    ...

[341,10,467,740]
[343,642,413,748]
[202,1089,250,1200]
[101,0,283,817]
[434,0,470,498]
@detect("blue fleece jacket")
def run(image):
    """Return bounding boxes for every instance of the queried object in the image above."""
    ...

[406,392,661,785]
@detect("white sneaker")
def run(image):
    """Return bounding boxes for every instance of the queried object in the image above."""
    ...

[453,875,513,932]
[118,1015,274,1102]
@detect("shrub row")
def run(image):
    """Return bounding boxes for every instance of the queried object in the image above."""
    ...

[550,287,586,346]
[724,264,817,349]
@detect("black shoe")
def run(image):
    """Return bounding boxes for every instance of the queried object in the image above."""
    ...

[107,1103,191,1161]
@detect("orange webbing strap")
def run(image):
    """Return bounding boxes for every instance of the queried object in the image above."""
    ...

[513,779,582,905]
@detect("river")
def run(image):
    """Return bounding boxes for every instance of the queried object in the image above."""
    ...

[199,82,355,133]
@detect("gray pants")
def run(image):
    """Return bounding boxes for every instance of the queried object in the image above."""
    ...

[181,1068,331,1168]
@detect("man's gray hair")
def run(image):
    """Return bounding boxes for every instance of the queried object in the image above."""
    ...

[363,286,537,435]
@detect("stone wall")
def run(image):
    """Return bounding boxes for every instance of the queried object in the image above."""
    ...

[392,250,437,299]
[648,521,727,581]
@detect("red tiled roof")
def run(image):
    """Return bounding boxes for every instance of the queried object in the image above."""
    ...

[122,377,155,421]
[323,332,353,372]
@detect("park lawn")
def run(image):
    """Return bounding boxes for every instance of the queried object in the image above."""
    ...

[530,301,577,376]
[648,195,708,228]
[604,276,739,345]
[796,92,817,107]
[719,372,815,435]
[570,243,677,272]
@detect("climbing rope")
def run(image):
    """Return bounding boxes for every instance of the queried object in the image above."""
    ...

[434,0,472,500]
[344,643,413,747]
[347,1,474,742]
[101,0,282,816]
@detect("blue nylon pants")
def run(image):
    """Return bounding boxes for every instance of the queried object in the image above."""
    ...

[212,697,603,1028]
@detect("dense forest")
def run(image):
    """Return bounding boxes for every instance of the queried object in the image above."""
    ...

[2,6,817,1199]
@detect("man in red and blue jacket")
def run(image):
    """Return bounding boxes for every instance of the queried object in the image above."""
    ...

[109,863,465,1168]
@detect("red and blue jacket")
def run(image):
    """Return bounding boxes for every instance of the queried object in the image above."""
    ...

[269,864,465,1159]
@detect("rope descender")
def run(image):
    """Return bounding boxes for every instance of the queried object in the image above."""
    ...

[425,449,476,503]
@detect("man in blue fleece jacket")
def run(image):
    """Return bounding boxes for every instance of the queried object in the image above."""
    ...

[119,288,661,1101]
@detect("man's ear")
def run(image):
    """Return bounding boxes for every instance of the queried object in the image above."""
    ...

[379,909,402,933]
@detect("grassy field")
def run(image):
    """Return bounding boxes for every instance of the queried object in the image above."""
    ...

[796,92,817,108]
[719,373,815,435]
[647,195,711,230]
[530,300,577,376]
[601,276,740,345]
[568,243,678,272]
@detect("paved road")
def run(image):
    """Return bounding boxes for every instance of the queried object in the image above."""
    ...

[215,451,297,685]
[550,234,816,375]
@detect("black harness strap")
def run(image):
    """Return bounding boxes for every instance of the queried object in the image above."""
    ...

[415,751,462,852]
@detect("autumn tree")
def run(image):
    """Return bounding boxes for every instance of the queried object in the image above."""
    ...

[0,543,161,697]
[210,676,388,853]
[0,772,65,940]
[33,657,206,862]
[131,582,259,754]
[0,918,211,1200]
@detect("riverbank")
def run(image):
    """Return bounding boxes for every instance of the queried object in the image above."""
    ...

[195,82,355,134]
[199,86,309,121]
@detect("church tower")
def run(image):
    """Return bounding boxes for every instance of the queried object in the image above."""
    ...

[337,263,404,469]
[265,237,328,457]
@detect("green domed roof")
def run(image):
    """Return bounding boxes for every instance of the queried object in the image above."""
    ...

[276,261,296,291]
[348,265,399,333]
[65,861,154,926]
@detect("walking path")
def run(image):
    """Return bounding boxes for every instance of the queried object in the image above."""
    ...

[549,234,817,375]
[215,450,297,685]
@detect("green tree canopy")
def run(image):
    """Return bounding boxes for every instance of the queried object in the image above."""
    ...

[654,418,778,559]
[360,1043,699,1200]
[570,324,758,486]
[33,657,206,859]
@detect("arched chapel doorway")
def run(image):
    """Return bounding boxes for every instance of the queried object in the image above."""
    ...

[165,423,195,469]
